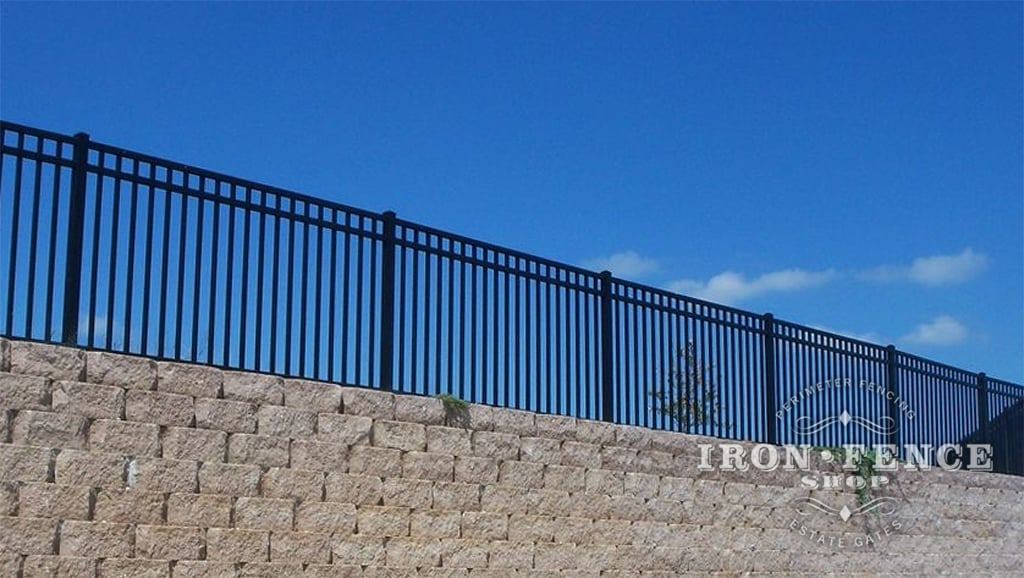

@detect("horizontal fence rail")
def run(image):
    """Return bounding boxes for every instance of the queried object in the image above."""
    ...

[2,120,1021,475]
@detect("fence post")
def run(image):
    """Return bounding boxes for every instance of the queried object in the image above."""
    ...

[885,345,900,451]
[599,271,614,423]
[61,132,90,346]
[379,210,397,392]
[763,313,777,445]
[976,372,990,446]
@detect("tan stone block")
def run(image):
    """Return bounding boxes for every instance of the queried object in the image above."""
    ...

[198,462,262,496]
[490,408,536,436]
[234,496,295,531]
[524,488,572,517]
[385,536,442,567]
[0,443,53,482]
[283,379,342,413]
[614,425,652,450]
[460,511,507,540]
[261,467,324,501]
[135,524,204,560]
[325,472,382,505]
[426,426,472,455]
[644,498,686,524]
[589,519,632,545]
[59,520,133,557]
[289,439,348,473]
[340,387,395,420]
[534,542,579,570]
[480,485,529,515]
[586,469,625,495]
[648,430,690,455]
[86,351,156,390]
[316,413,372,445]
[382,478,433,509]
[463,404,493,431]
[0,338,7,372]
[126,389,195,426]
[157,361,223,398]
[601,446,639,472]
[607,495,647,522]
[507,514,555,543]
[543,464,586,493]
[348,445,402,478]
[0,372,50,410]
[454,456,497,485]
[55,449,124,487]
[295,501,356,533]
[238,562,304,577]
[499,461,545,489]
[438,538,489,568]
[9,341,84,381]
[394,395,446,425]
[89,418,160,456]
[471,431,519,461]
[411,509,461,539]
[171,561,240,578]
[519,436,561,464]
[22,555,96,576]
[12,410,87,449]
[0,515,57,554]
[0,409,8,443]
[194,397,257,434]
[575,419,618,445]
[432,482,481,512]
[636,450,674,476]
[257,404,316,438]
[206,528,269,562]
[18,482,90,519]
[488,541,535,569]
[568,492,610,519]
[356,505,410,537]
[534,414,576,441]
[99,557,172,577]
[658,476,692,501]
[624,473,660,499]
[131,456,198,493]
[561,441,601,468]
[302,564,362,578]
[223,371,283,405]
[167,492,232,528]
[553,516,593,543]
[162,426,227,462]
[403,451,454,482]
[227,433,290,467]
[270,530,331,564]
[0,482,16,515]
[372,420,425,452]
[93,488,166,524]
[331,535,386,566]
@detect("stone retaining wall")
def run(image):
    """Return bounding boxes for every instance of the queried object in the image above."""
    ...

[0,338,1021,576]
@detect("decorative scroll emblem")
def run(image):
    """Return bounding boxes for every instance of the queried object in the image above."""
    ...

[794,410,897,435]
[790,496,899,522]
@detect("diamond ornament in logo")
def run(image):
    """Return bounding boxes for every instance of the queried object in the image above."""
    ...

[838,410,852,427]
[839,505,852,522]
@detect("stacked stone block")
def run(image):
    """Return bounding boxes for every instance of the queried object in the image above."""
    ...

[0,337,1021,577]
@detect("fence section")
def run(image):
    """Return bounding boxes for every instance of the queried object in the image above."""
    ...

[1,120,1021,475]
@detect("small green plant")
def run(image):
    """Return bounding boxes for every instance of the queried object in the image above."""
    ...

[649,341,724,431]
[817,446,883,506]
[435,393,470,428]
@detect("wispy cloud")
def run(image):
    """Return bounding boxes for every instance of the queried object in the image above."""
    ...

[583,250,660,279]
[899,315,969,346]
[811,325,886,346]
[665,268,836,306]
[859,248,989,286]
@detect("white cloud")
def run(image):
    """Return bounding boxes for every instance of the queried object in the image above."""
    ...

[899,315,969,346]
[810,325,885,346]
[583,251,660,279]
[665,268,836,306]
[860,248,989,286]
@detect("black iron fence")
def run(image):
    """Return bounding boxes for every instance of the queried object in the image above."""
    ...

[1,120,1021,475]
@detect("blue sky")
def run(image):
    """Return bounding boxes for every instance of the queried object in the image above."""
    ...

[1,2,1021,383]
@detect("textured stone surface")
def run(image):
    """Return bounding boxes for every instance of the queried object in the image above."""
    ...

[86,351,157,390]
[0,338,1022,577]
[9,341,84,381]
